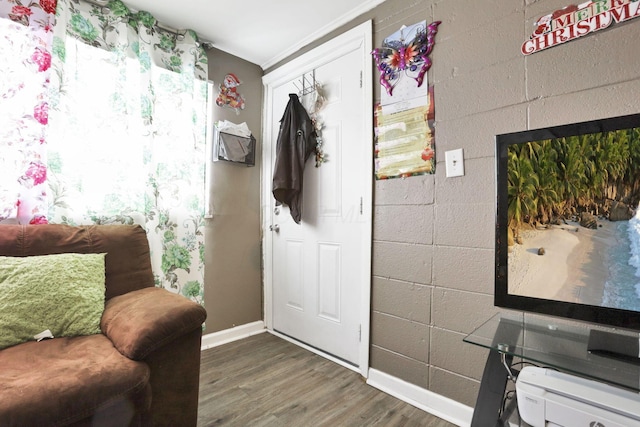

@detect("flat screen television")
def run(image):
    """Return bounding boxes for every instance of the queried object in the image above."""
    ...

[495,114,640,347]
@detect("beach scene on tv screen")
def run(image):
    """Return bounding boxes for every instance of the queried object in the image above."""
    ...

[507,127,640,311]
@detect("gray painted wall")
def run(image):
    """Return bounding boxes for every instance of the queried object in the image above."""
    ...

[265,0,640,407]
[373,0,640,406]
[203,49,263,334]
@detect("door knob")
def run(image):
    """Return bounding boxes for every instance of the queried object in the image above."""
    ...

[270,224,280,232]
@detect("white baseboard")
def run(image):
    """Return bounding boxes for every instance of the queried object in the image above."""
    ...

[367,368,473,427]
[201,321,266,350]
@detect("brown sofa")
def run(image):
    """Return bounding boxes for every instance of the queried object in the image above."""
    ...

[0,224,207,426]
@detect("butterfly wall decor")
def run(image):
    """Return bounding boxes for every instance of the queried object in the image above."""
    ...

[371,21,441,97]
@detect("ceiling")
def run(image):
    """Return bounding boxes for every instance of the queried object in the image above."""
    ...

[122,0,385,70]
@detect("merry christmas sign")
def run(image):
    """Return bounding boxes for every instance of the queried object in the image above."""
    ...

[522,0,640,55]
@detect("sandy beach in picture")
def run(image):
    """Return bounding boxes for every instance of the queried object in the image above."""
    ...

[508,219,620,306]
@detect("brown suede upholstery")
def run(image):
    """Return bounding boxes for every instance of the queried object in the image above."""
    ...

[0,224,207,426]
[102,287,207,361]
[0,224,155,300]
[0,335,151,426]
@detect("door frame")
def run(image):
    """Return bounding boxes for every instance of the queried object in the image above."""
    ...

[261,20,373,377]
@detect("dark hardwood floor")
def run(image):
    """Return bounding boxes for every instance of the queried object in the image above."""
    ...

[197,332,456,427]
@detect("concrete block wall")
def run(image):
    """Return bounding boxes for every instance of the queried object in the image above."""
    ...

[369,0,640,408]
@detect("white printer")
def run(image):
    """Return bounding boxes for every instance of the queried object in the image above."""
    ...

[516,366,640,427]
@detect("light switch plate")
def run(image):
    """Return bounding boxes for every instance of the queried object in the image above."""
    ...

[445,149,464,178]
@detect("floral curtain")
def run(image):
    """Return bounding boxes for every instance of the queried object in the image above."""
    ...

[0,0,209,305]
[0,0,54,223]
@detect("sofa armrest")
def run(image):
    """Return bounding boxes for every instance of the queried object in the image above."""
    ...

[101,287,207,360]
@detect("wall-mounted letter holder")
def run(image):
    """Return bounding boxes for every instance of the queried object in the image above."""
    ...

[212,126,256,166]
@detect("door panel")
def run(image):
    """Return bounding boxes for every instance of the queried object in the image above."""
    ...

[317,242,341,322]
[263,22,372,370]
[284,239,304,310]
[270,46,366,365]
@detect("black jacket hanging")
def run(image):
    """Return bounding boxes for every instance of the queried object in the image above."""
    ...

[272,94,317,224]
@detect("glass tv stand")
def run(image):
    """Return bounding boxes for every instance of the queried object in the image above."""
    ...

[463,313,640,426]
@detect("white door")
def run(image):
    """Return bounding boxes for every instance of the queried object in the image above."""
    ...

[262,22,372,371]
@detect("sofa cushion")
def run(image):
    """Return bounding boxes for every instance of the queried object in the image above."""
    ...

[0,224,154,300]
[0,334,151,426]
[0,252,106,350]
